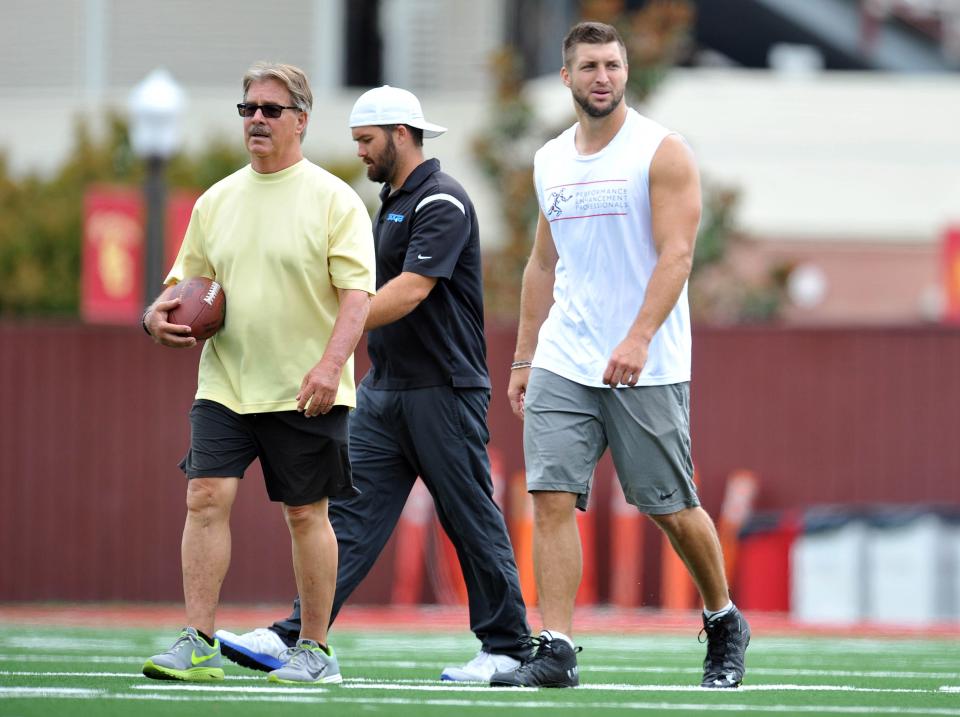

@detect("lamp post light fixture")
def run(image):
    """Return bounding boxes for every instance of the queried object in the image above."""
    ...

[128,68,185,306]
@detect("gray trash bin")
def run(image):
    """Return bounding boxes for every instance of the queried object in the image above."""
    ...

[791,508,868,624]
[865,507,959,625]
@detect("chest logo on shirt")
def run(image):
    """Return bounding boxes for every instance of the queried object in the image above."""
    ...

[544,179,628,222]
[386,213,405,223]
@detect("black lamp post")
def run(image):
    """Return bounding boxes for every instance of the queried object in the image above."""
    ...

[128,68,184,306]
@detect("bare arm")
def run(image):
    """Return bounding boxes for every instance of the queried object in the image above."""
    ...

[364,271,438,331]
[297,288,372,417]
[508,209,559,419]
[603,134,701,387]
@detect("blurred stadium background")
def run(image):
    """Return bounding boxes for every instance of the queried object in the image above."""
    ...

[1,0,959,632]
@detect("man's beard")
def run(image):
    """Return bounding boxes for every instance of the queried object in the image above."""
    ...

[367,134,398,184]
[573,85,624,118]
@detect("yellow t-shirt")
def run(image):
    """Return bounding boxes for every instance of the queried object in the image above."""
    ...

[166,158,375,413]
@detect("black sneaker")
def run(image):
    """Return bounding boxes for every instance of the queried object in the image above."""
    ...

[490,634,581,688]
[700,606,751,688]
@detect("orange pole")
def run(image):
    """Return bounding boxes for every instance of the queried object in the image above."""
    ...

[609,475,643,607]
[390,480,432,605]
[717,470,759,586]
[575,507,597,605]
[509,470,537,607]
[659,471,700,610]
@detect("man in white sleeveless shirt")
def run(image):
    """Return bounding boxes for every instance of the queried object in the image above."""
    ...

[491,22,750,689]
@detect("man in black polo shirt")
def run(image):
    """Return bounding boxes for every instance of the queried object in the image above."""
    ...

[216,86,530,682]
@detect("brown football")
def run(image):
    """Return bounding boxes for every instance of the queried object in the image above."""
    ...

[162,277,226,340]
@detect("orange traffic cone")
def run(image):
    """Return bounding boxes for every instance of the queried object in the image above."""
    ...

[575,505,598,605]
[717,470,759,585]
[509,470,537,607]
[430,447,509,606]
[659,471,700,610]
[390,480,432,605]
[609,475,643,607]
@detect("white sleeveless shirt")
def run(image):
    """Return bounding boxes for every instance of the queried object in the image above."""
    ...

[532,108,692,388]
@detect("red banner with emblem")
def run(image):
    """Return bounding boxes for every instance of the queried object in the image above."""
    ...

[81,187,144,324]
[944,226,960,325]
[81,186,199,325]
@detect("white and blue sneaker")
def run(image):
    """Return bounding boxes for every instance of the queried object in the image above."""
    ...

[215,627,288,672]
[441,650,522,682]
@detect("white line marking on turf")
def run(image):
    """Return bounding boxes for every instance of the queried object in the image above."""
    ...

[347,677,452,683]
[343,683,522,692]
[578,684,930,693]
[338,682,933,694]
[1,637,138,652]
[114,696,960,714]
[130,684,327,694]
[0,671,139,678]
[0,669,262,680]
[3,654,957,681]
[129,682,519,694]
[746,668,960,680]
[587,665,960,679]
[0,687,104,698]
[6,689,960,714]
[126,680,942,695]
[116,694,331,703]
[0,653,138,665]
[0,668,950,695]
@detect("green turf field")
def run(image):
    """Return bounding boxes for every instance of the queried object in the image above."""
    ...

[1,623,958,716]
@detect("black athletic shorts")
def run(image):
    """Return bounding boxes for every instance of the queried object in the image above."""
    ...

[179,399,359,506]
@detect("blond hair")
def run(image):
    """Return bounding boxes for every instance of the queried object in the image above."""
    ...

[242,62,313,141]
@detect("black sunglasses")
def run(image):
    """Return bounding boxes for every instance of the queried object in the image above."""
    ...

[237,103,301,119]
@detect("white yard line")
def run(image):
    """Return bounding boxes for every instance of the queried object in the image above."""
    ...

[2,684,959,715]
[2,656,956,680]
[123,681,938,694]
[0,653,139,664]
[35,692,960,715]
[586,665,960,680]
[0,671,949,694]
[129,684,329,694]
[0,669,262,680]
[340,682,933,694]
[0,687,104,698]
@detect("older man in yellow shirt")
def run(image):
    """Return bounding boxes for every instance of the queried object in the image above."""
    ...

[140,61,375,685]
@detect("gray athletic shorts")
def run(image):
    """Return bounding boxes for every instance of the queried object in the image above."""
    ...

[523,368,699,515]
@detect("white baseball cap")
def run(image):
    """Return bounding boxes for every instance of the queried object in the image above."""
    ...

[348,85,447,138]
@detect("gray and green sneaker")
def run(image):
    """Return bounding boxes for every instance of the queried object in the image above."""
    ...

[267,639,342,684]
[142,627,225,681]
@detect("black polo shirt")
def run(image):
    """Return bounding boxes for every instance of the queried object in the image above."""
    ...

[363,158,490,390]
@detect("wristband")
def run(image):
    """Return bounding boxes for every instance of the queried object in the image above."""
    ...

[141,308,152,336]
[510,360,533,370]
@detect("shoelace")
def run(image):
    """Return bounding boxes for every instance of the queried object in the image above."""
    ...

[168,630,199,654]
[515,635,548,664]
[279,645,320,669]
[516,635,582,667]
[699,620,732,667]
